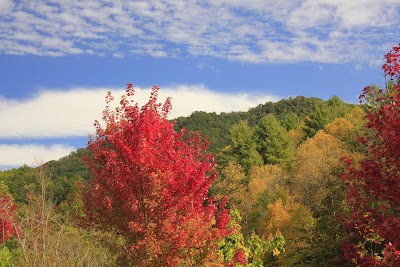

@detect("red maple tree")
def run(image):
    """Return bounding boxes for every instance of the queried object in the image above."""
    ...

[342,44,400,266]
[84,84,230,266]
[0,182,17,244]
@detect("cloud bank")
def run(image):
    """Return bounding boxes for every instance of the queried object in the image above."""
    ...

[0,85,278,168]
[0,144,76,170]
[0,0,399,64]
[0,85,278,139]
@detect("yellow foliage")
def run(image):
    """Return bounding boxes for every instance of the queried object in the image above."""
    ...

[267,199,291,230]
[324,117,354,143]
[264,198,315,237]
[247,165,285,203]
[344,106,366,129]
[214,162,249,213]
[292,130,346,211]
[288,120,306,148]
[261,198,316,266]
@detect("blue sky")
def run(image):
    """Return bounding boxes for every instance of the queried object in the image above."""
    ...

[0,0,399,169]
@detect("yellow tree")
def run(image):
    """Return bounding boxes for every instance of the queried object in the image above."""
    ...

[291,130,349,265]
[324,118,354,144]
[325,108,366,153]
[213,162,250,217]
[245,164,316,266]
[344,106,366,130]
[247,165,286,204]
[324,117,365,169]
[264,198,315,266]
[291,130,346,212]
[245,165,288,237]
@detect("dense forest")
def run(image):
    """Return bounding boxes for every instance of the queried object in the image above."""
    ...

[0,46,400,266]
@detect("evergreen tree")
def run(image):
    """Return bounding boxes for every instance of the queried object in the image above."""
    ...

[256,114,292,165]
[220,120,263,172]
[302,103,329,139]
[281,112,301,131]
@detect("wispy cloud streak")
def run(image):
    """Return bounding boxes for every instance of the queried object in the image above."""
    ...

[0,0,399,63]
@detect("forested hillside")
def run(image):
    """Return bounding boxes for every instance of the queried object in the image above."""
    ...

[0,45,399,265]
[0,94,361,266]
[175,96,355,154]
[0,95,355,206]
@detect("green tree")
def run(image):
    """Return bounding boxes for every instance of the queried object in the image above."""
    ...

[256,114,292,165]
[0,166,36,203]
[302,103,329,139]
[220,120,263,172]
[281,112,301,131]
[325,95,352,120]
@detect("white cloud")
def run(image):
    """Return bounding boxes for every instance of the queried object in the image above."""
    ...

[0,89,108,138]
[0,1,399,63]
[164,85,279,118]
[0,0,13,14]
[0,144,76,169]
[0,85,279,139]
[0,85,279,169]
[112,52,124,58]
[196,62,218,72]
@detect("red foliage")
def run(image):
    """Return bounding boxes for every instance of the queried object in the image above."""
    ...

[383,44,400,78]
[233,248,247,265]
[342,44,400,266]
[84,84,228,266]
[0,192,17,243]
[215,197,230,234]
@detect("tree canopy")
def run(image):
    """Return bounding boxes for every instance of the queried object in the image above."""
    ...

[83,85,231,266]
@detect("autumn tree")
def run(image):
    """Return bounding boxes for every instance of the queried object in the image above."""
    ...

[290,130,351,265]
[263,198,315,266]
[247,165,286,205]
[291,130,346,213]
[287,120,306,149]
[213,162,250,218]
[233,164,315,266]
[324,118,355,145]
[243,190,317,267]
[342,44,400,266]
[219,209,286,267]
[0,182,17,244]
[84,85,229,266]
